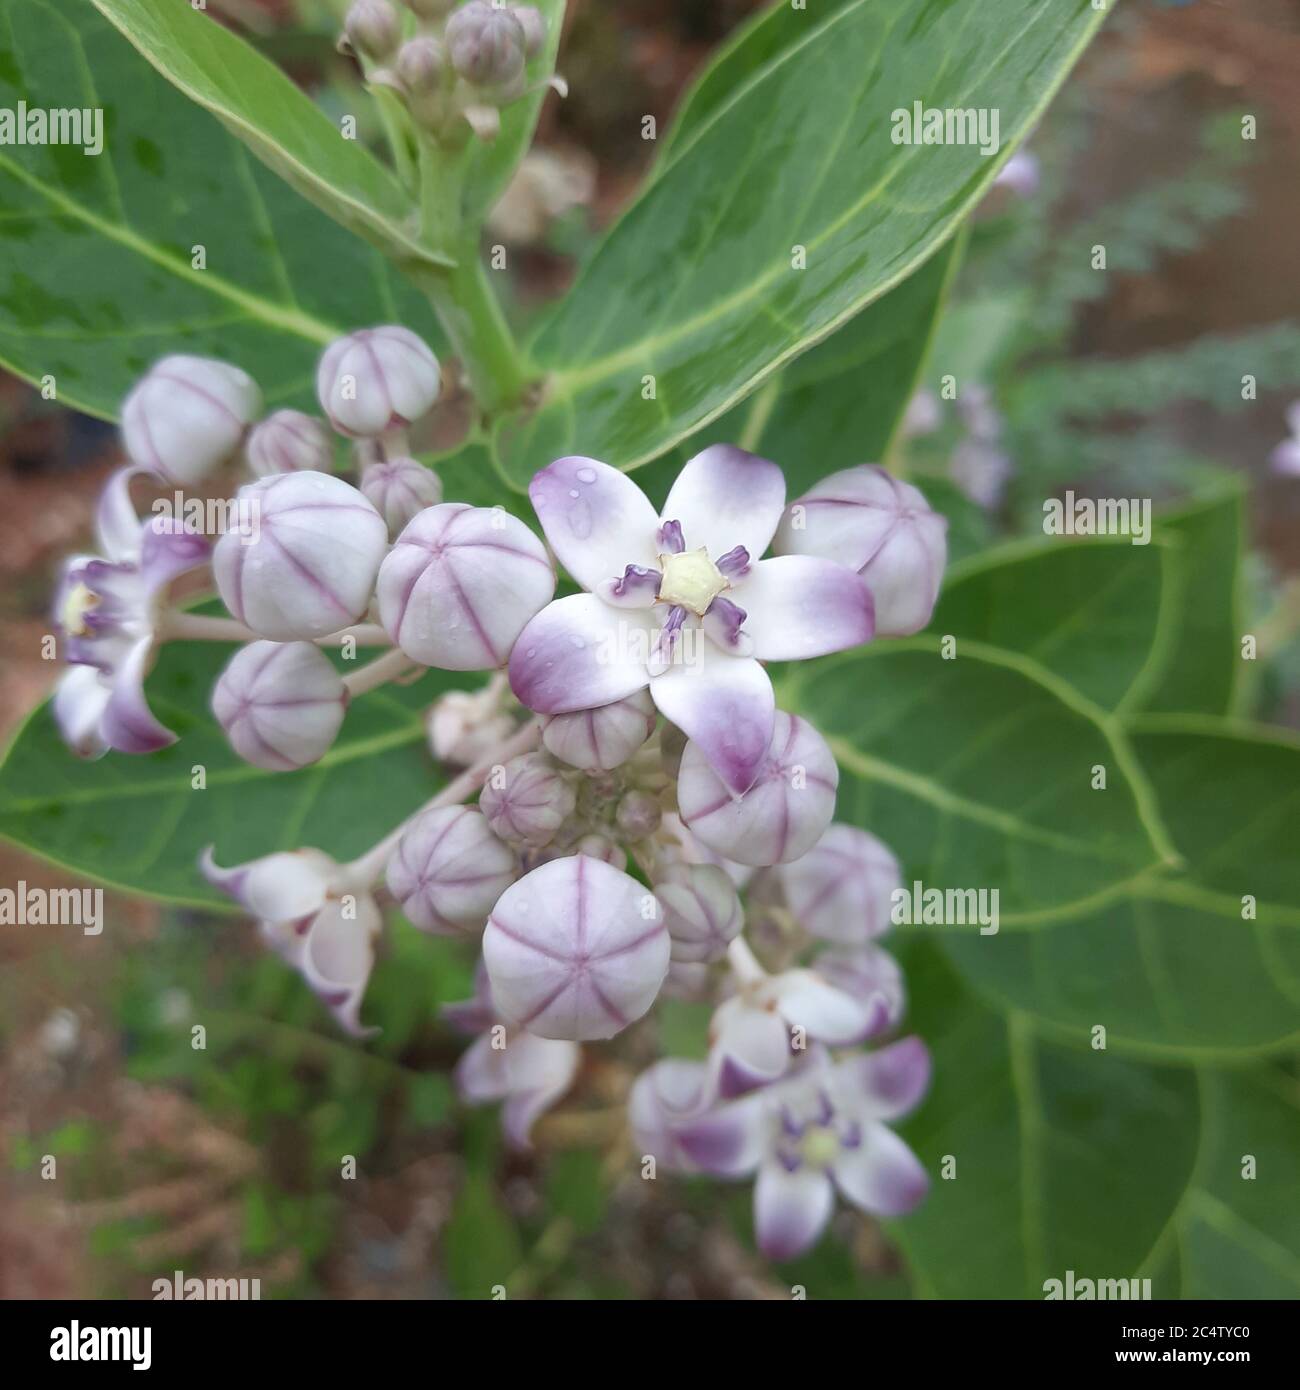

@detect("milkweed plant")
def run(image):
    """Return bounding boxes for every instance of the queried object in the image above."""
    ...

[7,0,1296,1295]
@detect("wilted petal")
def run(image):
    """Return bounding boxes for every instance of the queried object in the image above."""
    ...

[832,1123,929,1217]
[299,897,381,1037]
[201,845,337,922]
[754,1159,835,1261]
[99,636,176,754]
[650,651,774,797]
[731,556,873,660]
[529,456,659,593]
[509,594,654,713]
[836,1036,932,1121]
[661,445,785,562]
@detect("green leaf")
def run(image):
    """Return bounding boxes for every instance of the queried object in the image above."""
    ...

[1136,486,1244,717]
[940,718,1300,1056]
[492,0,1108,484]
[0,630,468,907]
[0,0,442,421]
[784,638,1169,925]
[464,0,567,226]
[893,942,1201,1300]
[934,535,1173,711]
[90,0,446,270]
[444,1171,523,1298]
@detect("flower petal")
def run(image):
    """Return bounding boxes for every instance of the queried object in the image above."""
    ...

[754,1159,835,1261]
[300,897,381,1037]
[454,1030,508,1102]
[52,665,112,758]
[200,846,336,922]
[99,637,177,754]
[650,651,774,796]
[500,1032,581,1148]
[836,1035,932,1121]
[708,997,791,1098]
[832,1123,929,1217]
[509,594,654,713]
[673,1092,767,1177]
[775,970,882,1047]
[731,556,873,660]
[529,456,659,592]
[95,466,146,561]
[661,445,785,561]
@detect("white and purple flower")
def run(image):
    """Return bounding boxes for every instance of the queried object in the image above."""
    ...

[508,447,874,796]
[52,468,210,757]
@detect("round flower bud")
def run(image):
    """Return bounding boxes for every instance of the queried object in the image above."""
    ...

[426,687,514,766]
[245,410,333,478]
[479,752,575,849]
[445,0,526,89]
[774,465,947,637]
[677,712,838,867]
[656,863,742,964]
[616,789,661,841]
[377,503,554,669]
[360,457,443,537]
[574,833,626,871]
[512,5,547,57]
[776,824,900,945]
[344,0,400,61]
[386,805,518,934]
[214,471,388,640]
[316,326,441,438]
[212,641,347,771]
[540,689,657,771]
[396,36,445,92]
[122,355,261,486]
[483,854,670,1040]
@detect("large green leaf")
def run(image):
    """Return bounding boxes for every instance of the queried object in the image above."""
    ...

[782,638,1170,926]
[934,535,1173,712]
[0,0,442,421]
[0,630,467,908]
[893,942,1201,1299]
[1136,486,1244,717]
[941,718,1300,1056]
[492,0,1108,484]
[90,0,445,270]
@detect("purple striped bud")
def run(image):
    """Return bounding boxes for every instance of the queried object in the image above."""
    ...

[574,833,627,870]
[360,457,444,537]
[377,503,555,670]
[616,789,662,840]
[657,863,742,964]
[482,854,670,1040]
[316,327,441,438]
[513,6,547,57]
[396,36,446,94]
[774,465,947,637]
[386,805,518,934]
[776,824,900,945]
[446,2,527,89]
[212,641,347,771]
[540,689,656,771]
[214,471,388,640]
[245,410,333,478]
[677,711,838,867]
[344,0,400,61]
[122,356,261,486]
[479,752,575,849]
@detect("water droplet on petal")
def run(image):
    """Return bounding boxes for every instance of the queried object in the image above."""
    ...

[576,466,597,483]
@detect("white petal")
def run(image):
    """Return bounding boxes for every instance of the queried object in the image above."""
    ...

[754,1159,835,1261]
[661,445,786,561]
[731,555,873,660]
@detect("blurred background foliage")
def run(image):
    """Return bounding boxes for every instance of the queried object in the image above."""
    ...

[2,0,1299,1298]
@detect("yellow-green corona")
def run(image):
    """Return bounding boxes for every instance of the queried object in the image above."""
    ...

[657,546,728,616]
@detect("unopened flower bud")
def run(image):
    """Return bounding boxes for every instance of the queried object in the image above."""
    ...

[540,689,656,771]
[316,326,441,438]
[446,0,526,89]
[574,833,626,870]
[616,788,661,840]
[405,0,452,17]
[677,712,838,867]
[774,465,947,637]
[360,457,443,537]
[344,0,400,61]
[212,641,346,771]
[387,805,517,933]
[479,752,575,848]
[512,5,547,57]
[483,854,670,1040]
[122,355,261,486]
[377,503,555,669]
[657,863,742,964]
[245,409,333,477]
[427,686,513,765]
[396,36,445,91]
[660,960,712,1002]
[776,824,900,945]
[214,471,388,640]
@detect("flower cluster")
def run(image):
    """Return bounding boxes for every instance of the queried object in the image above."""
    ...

[341,0,563,144]
[48,322,949,1259]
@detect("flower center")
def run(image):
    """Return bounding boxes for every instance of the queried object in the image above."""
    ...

[657,546,727,617]
[800,1124,840,1169]
[60,581,99,637]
